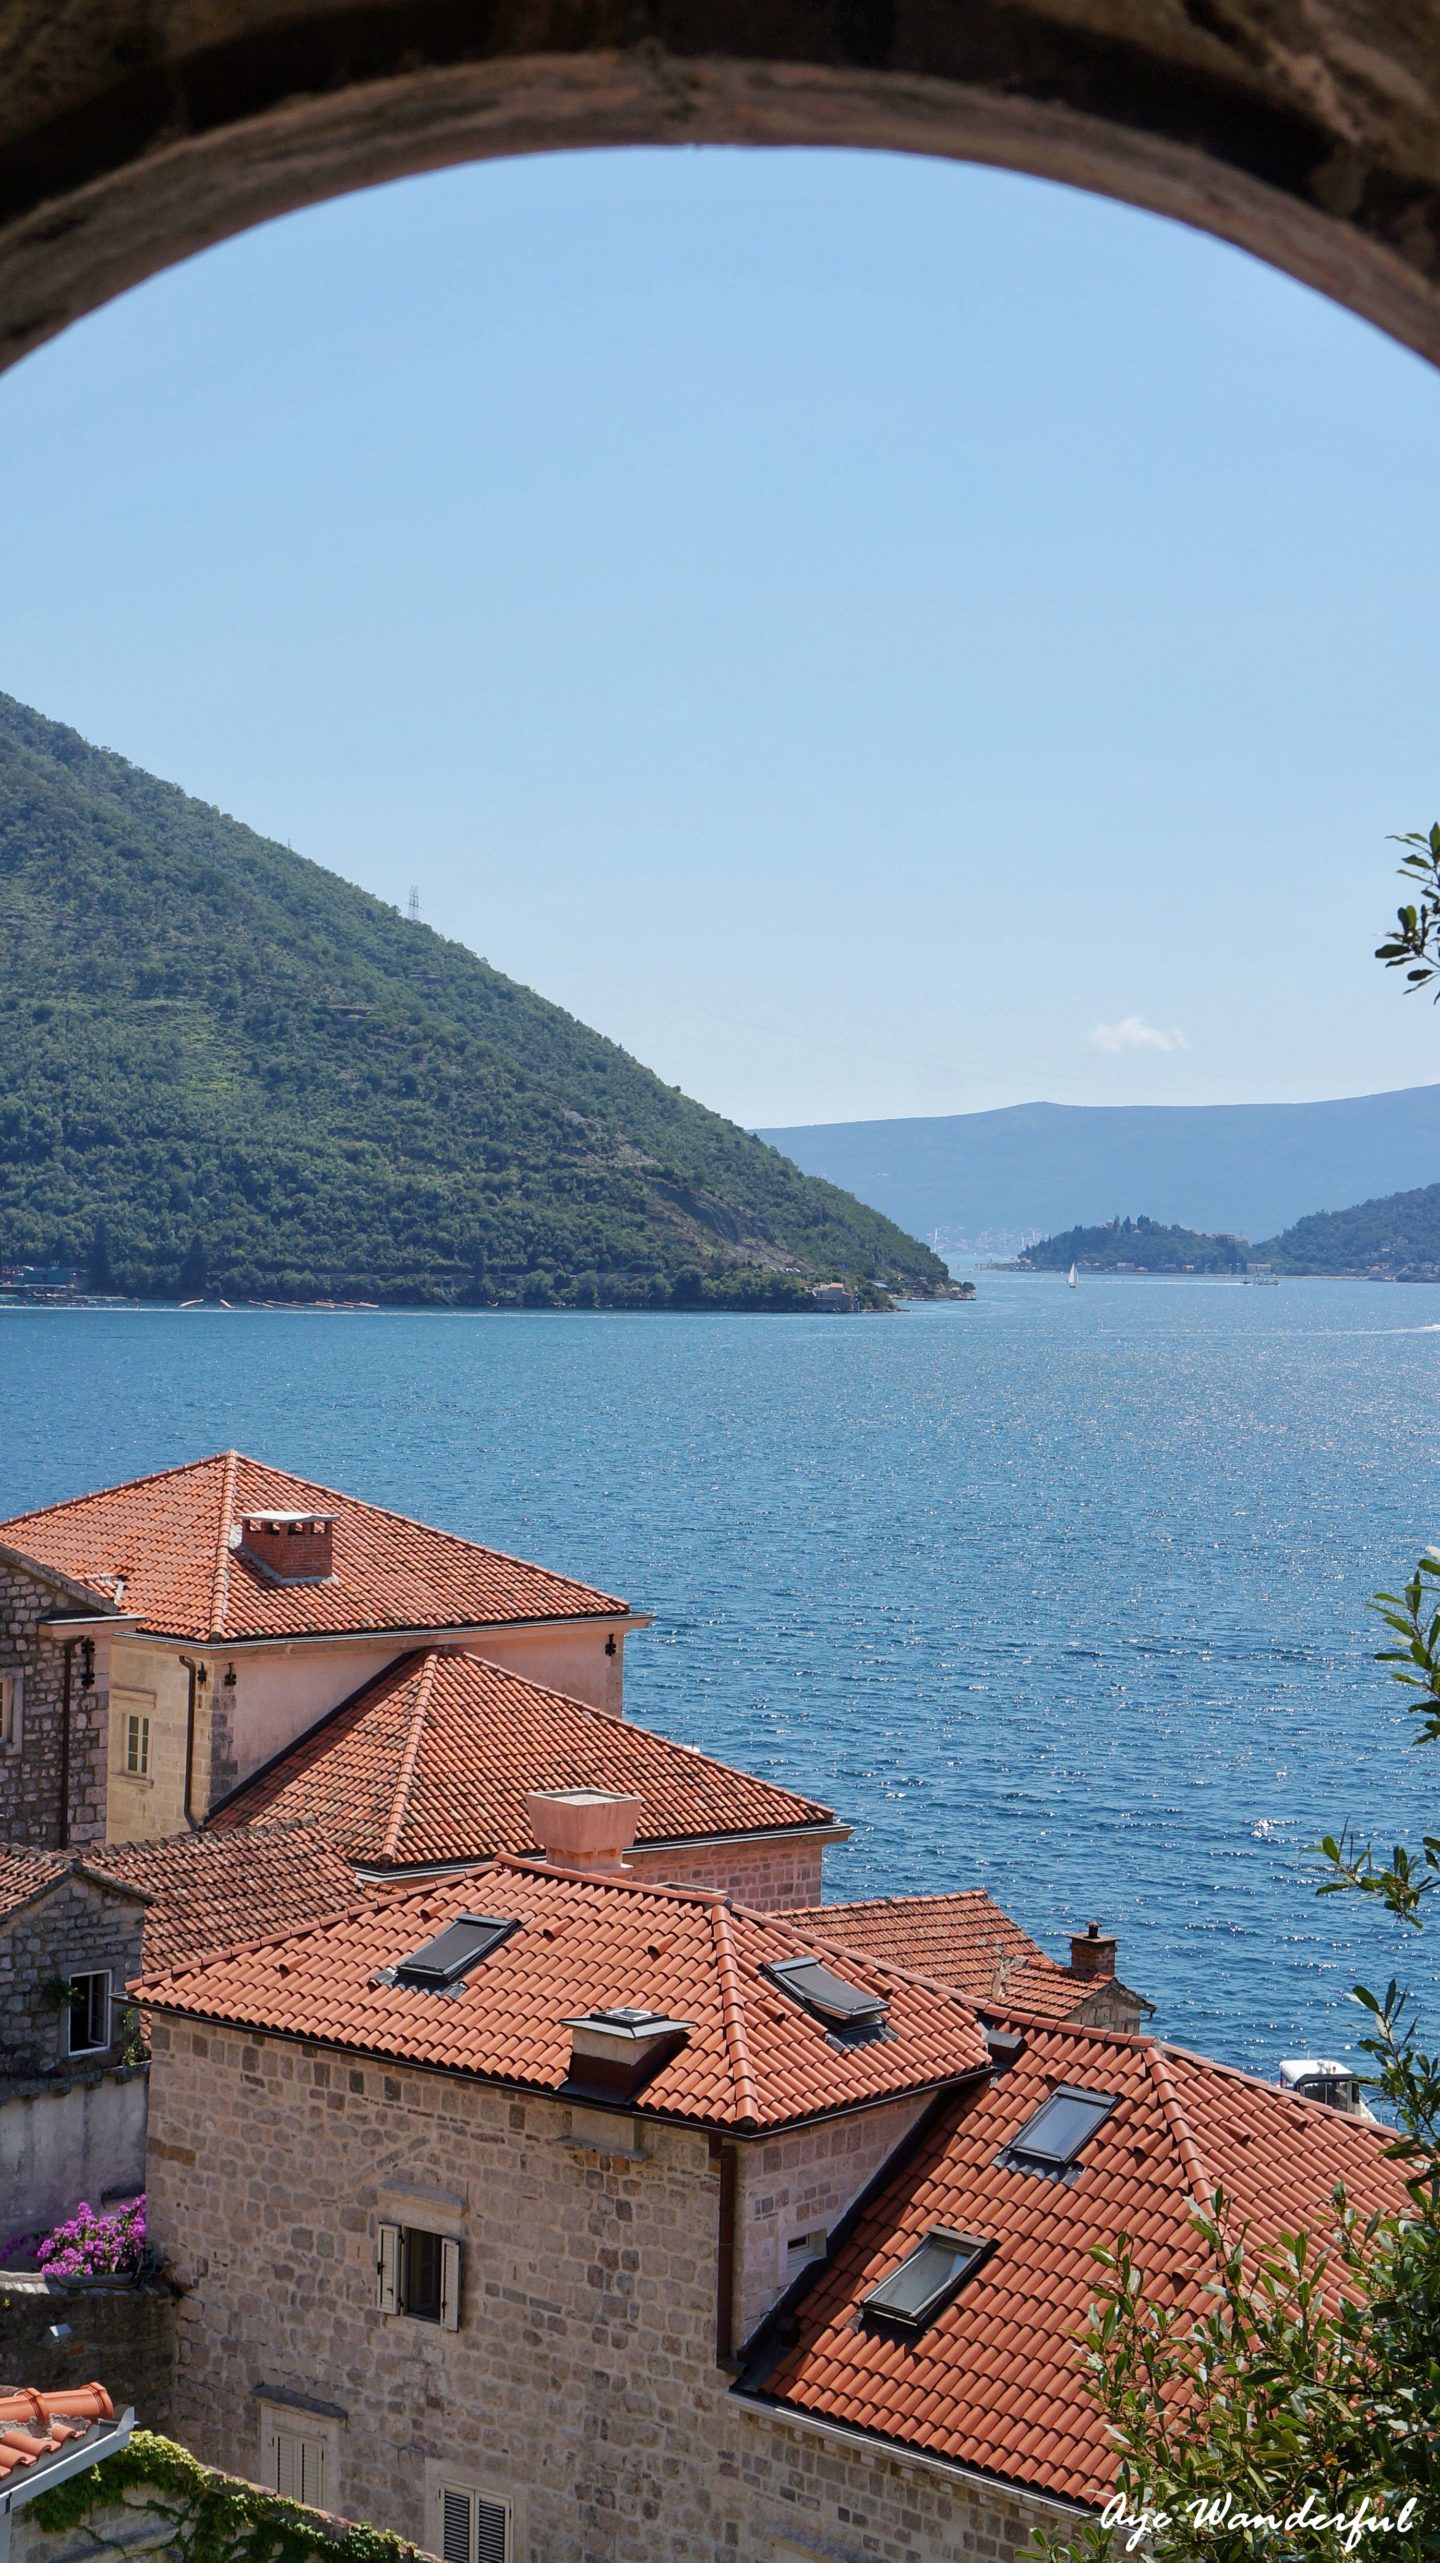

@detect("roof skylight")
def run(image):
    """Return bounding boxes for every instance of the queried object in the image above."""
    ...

[862,2230,988,2330]
[1009,2085,1117,2168]
[391,1913,519,1991]
[763,1954,888,2030]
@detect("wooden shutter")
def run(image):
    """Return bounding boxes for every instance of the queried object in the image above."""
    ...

[439,2489,508,2563]
[441,2488,472,2563]
[439,2236,461,2332]
[474,2499,508,2563]
[274,2429,325,2508]
[376,2222,401,2315]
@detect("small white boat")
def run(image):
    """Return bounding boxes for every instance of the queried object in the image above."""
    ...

[1277,2058,1376,2121]
[1066,1263,1078,1290]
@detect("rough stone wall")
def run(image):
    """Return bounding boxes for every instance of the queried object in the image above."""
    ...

[0,2061,148,2237]
[627,1834,827,1910]
[148,2017,1064,2563]
[0,1875,147,2084]
[0,1560,109,1848]
[0,2271,174,2427]
[732,2093,934,2349]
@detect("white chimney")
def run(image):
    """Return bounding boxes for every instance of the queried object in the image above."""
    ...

[525,1789,642,1875]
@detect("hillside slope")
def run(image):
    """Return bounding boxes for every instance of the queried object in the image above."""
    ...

[758,1091,1440,1245]
[0,694,946,1307]
[1260,1185,1440,1279]
[1020,1215,1248,1274]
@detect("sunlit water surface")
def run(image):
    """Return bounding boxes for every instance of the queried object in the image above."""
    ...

[2,1276,1437,2078]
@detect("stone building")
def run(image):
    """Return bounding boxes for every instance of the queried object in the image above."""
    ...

[134,1850,1403,2563]
[0,1850,150,2229]
[0,1452,842,1909]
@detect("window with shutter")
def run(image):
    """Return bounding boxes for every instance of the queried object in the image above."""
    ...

[273,2427,326,2507]
[376,2222,401,2316]
[436,2485,510,2563]
[378,2222,460,2325]
[439,2236,461,2332]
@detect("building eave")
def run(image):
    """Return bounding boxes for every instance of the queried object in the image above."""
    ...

[729,2390,1098,2522]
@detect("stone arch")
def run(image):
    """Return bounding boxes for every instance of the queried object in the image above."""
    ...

[1,6,1438,379]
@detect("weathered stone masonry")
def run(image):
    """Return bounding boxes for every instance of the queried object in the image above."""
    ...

[149,2016,1064,2563]
[0,1556,110,1849]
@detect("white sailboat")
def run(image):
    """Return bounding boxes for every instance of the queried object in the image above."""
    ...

[1066,1263,1078,1289]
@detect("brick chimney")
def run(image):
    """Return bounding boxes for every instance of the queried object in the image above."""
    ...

[1069,1920,1118,1983]
[525,1789,643,1875]
[236,1511,335,1583]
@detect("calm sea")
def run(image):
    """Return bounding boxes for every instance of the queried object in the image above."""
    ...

[2,1277,1437,2080]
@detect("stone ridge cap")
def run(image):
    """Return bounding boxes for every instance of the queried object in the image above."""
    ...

[382,1649,440,1861]
[710,1898,760,2128]
[207,1448,239,1639]
[491,1850,731,1905]
[1145,2041,1217,2210]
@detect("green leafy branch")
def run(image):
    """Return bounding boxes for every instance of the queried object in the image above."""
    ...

[30,2433,428,2563]
[1375,826,1440,998]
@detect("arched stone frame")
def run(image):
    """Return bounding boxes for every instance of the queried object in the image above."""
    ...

[0,5,1438,379]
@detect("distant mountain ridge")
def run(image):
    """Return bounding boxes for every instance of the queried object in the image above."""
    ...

[758,1091,1440,1246]
[0,693,947,1307]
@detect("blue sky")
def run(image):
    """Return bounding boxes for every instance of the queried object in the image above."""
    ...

[2,145,1439,1128]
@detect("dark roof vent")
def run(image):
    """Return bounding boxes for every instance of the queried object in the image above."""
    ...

[385,1913,520,1994]
[862,2229,991,2332]
[984,2026,1025,2072]
[764,1953,888,2034]
[564,2005,693,2102]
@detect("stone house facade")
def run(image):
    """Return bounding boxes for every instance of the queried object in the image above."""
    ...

[146,2010,1061,2563]
[0,1855,150,2229]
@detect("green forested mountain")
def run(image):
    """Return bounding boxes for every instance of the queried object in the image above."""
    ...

[1019,1214,1249,1273]
[0,693,947,1308]
[1259,1184,1440,1278]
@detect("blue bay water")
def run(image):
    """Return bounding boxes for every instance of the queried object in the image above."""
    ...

[2,1276,1437,2080]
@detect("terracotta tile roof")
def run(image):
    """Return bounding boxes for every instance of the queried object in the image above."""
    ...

[785,1893,1087,2020]
[91,1825,363,1972]
[208,1650,836,1867]
[0,1846,149,1926]
[0,2385,117,2481]
[745,2013,1410,2505]
[134,1861,992,2132]
[0,1453,628,1645]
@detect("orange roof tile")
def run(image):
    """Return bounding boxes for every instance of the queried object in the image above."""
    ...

[208,1650,836,1867]
[0,1453,628,1644]
[0,2386,115,2480]
[745,2012,1410,2504]
[92,1824,364,1972]
[786,1893,1087,2020]
[0,1846,149,1926]
[134,1861,992,2132]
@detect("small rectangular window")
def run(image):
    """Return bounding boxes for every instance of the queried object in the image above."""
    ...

[377,2223,460,2329]
[438,2483,510,2563]
[125,1712,151,1776]
[273,2427,326,2507]
[68,1971,111,2055]
[862,2229,988,2330]
[0,1672,18,1751]
[1009,2086,1117,2168]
